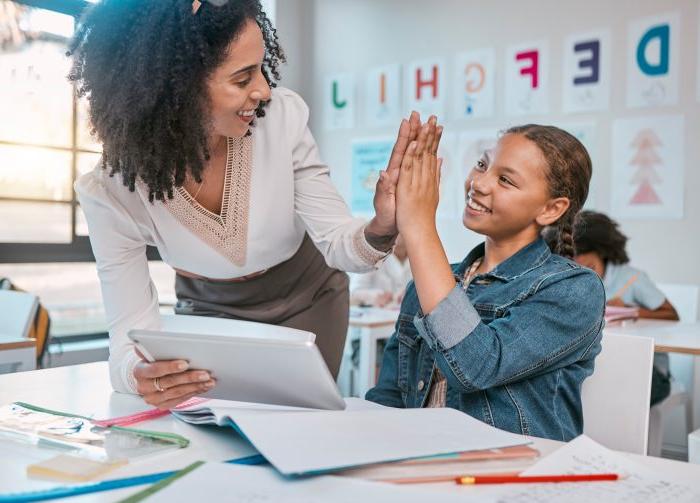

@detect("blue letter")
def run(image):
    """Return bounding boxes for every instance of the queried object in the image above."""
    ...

[636,25,669,76]
[573,40,600,85]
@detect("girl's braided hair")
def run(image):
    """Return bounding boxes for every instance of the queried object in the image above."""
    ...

[505,125,592,259]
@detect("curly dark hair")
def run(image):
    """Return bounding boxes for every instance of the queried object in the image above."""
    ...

[504,125,592,260]
[68,0,285,202]
[571,211,630,265]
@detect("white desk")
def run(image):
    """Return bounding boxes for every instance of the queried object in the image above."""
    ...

[2,363,700,501]
[0,338,35,374]
[344,308,399,397]
[604,320,700,429]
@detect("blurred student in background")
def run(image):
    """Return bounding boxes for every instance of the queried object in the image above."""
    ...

[351,234,411,308]
[569,210,678,405]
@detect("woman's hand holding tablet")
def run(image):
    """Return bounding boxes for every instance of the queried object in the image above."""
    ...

[133,349,217,410]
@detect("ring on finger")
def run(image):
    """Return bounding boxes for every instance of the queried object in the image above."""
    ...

[153,377,164,393]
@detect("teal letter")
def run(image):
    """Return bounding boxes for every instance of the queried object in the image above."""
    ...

[332,81,347,109]
[636,25,669,76]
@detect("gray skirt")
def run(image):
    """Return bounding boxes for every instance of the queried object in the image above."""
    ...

[174,234,350,378]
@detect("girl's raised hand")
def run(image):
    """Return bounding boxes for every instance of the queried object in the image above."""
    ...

[396,116,444,239]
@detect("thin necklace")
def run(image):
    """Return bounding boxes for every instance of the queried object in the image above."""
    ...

[189,137,226,201]
[191,176,205,201]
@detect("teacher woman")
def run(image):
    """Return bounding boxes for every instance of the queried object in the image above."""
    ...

[70,0,438,409]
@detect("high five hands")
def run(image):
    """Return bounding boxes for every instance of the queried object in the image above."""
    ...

[368,111,422,240]
[369,112,443,244]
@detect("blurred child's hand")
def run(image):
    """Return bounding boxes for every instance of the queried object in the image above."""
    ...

[395,116,443,240]
[607,297,626,307]
[375,291,394,307]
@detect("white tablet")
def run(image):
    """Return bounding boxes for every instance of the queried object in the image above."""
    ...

[127,319,346,411]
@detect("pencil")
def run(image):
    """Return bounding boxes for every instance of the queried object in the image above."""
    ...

[611,274,638,301]
[455,473,620,485]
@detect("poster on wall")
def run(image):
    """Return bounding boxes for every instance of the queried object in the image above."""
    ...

[562,30,611,114]
[504,41,549,116]
[365,64,402,128]
[350,138,393,215]
[324,73,355,130]
[626,12,680,108]
[451,48,496,120]
[404,58,446,119]
[455,128,501,212]
[610,115,684,220]
[552,122,598,209]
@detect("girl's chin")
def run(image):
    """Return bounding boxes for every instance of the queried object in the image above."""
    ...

[462,212,489,234]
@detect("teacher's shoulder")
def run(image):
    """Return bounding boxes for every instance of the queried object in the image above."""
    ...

[74,158,142,212]
[266,86,311,134]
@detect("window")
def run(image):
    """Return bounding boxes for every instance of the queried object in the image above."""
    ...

[0,1,164,341]
[0,0,98,262]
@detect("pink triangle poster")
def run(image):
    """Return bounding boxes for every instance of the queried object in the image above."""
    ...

[611,115,684,219]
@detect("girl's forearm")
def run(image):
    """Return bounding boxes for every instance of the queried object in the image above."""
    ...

[404,227,456,314]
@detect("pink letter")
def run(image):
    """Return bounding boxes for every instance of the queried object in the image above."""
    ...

[516,50,539,89]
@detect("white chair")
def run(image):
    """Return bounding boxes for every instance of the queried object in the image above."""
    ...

[582,333,654,455]
[647,283,699,457]
[0,290,39,374]
[0,290,38,339]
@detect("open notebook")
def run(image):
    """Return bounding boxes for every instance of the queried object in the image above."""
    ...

[172,398,530,476]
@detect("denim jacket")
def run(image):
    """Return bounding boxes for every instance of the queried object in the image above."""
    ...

[366,238,605,441]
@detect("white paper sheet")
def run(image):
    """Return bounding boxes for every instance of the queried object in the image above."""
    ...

[324,73,355,130]
[173,397,385,426]
[504,40,549,116]
[610,115,684,220]
[404,58,447,119]
[365,64,402,128]
[626,12,680,108]
[451,48,496,119]
[562,29,611,113]
[230,407,528,476]
[492,435,700,502]
[133,462,491,503]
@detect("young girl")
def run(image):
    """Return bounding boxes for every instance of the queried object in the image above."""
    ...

[367,123,606,441]
[570,210,678,405]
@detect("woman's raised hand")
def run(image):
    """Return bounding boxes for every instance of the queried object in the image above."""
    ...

[368,111,422,238]
[395,116,444,238]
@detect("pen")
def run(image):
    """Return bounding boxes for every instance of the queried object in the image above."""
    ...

[455,473,620,485]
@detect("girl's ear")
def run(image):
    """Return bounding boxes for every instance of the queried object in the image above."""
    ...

[536,197,571,227]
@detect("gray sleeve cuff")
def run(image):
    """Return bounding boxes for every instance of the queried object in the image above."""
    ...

[413,285,482,350]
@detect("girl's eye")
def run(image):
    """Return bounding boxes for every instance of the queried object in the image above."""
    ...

[499,175,514,186]
[475,160,487,171]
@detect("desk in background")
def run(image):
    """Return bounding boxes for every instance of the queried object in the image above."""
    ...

[0,338,35,374]
[339,307,398,398]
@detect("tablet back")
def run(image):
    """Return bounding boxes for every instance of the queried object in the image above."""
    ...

[128,327,345,410]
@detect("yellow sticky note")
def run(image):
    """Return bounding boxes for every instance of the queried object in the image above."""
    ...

[27,454,127,482]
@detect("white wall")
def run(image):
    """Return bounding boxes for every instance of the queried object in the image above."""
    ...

[299,0,700,296]
[276,0,700,456]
